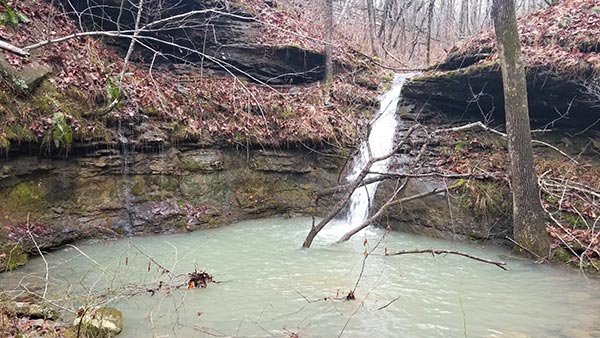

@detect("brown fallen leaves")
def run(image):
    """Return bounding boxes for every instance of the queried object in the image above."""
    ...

[187,270,214,289]
[444,0,600,73]
[1,0,378,150]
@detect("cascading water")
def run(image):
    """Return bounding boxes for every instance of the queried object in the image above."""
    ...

[343,73,415,231]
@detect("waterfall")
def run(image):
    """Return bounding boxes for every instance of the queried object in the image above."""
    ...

[342,73,415,231]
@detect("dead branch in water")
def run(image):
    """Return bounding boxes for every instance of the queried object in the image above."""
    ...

[302,125,417,248]
[386,249,507,270]
[316,171,505,201]
[337,179,465,242]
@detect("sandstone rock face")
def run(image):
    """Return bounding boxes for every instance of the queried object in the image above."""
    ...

[0,145,343,251]
[375,177,511,241]
[401,63,598,130]
[54,0,325,84]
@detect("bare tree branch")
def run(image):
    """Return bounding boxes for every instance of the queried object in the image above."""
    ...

[435,121,579,164]
[386,249,508,270]
[0,40,30,57]
[302,125,417,248]
[337,179,465,242]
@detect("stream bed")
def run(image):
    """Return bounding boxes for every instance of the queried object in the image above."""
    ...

[2,217,599,338]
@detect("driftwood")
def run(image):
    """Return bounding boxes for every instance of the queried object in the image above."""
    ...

[386,249,508,270]
[187,270,214,289]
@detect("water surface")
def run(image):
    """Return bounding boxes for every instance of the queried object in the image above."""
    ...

[2,217,599,338]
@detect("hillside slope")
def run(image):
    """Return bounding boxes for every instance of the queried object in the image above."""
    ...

[0,0,381,155]
[401,0,600,129]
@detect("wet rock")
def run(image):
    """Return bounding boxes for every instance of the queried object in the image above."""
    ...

[0,147,341,256]
[401,63,599,130]
[132,200,185,232]
[73,306,123,337]
[134,123,169,151]
[315,153,345,170]
[179,149,224,172]
[251,150,312,173]
[375,178,511,241]
[9,302,60,320]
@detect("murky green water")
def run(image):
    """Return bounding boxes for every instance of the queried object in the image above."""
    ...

[2,217,599,338]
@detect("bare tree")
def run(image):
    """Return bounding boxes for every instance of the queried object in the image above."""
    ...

[330,0,553,67]
[491,0,550,257]
[425,0,435,65]
[324,0,334,98]
[366,0,379,56]
[459,0,469,38]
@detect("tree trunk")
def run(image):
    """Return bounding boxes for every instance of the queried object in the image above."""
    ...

[425,0,435,65]
[324,0,334,90]
[377,0,391,39]
[338,0,353,24]
[491,0,550,257]
[366,0,378,56]
[459,0,469,38]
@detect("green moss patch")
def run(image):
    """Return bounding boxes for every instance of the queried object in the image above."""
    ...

[457,180,512,220]
[7,180,48,209]
[0,242,28,272]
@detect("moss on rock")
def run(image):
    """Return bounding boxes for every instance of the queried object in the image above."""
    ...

[457,180,512,220]
[0,242,28,272]
[552,247,572,263]
[7,180,48,209]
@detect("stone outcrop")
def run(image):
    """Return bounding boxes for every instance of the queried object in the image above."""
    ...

[375,177,512,242]
[0,143,343,256]
[55,0,326,84]
[0,55,51,93]
[401,62,599,130]
[73,306,123,337]
[401,0,600,131]
[7,301,61,320]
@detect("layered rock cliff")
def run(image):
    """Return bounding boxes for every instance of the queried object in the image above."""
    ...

[401,0,600,130]
[0,0,376,269]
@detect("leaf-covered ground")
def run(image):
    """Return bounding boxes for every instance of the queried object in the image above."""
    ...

[0,0,381,152]
[431,128,600,267]
[444,0,600,73]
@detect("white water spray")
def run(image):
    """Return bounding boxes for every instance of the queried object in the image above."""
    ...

[341,73,415,233]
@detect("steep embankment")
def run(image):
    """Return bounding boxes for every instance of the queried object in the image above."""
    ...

[0,0,383,270]
[402,0,600,129]
[384,0,600,265]
[0,0,379,151]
